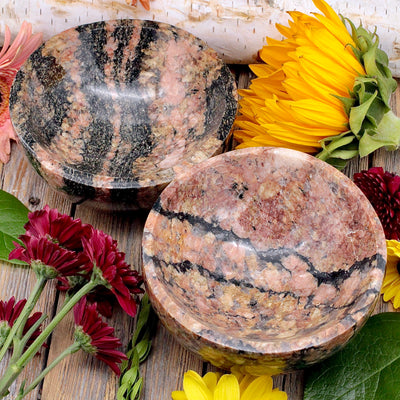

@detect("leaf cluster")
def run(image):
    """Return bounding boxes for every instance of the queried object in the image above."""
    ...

[316,19,400,169]
[117,294,158,400]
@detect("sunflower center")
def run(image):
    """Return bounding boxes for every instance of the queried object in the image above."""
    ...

[396,261,400,276]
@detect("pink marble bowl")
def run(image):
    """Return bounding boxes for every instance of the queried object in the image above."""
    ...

[9,19,237,210]
[142,147,387,373]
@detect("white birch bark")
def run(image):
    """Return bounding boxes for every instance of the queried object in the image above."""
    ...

[1,0,399,75]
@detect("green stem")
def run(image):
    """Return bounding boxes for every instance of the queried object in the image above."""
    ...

[17,313,48,358]
[14,342,81,400]
[0,277,47,363]
[0,279,98,397]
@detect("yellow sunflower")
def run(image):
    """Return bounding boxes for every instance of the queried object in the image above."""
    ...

[171,370,287,400]
[381,239,400,308]
[234,0,400,169]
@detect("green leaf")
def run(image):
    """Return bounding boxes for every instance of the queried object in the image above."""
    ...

[129,378,143,400]
[116,383,131,400]
[358,110,400,156]
[136,338,152,362]
[120,368,139,386]
[349,90,378,135]
[0,190,29,265]
[117,294,158,399]
[131,294,152,346]
[304,313,400,400]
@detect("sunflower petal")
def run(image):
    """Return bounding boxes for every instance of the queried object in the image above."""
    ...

[202,372,220,392]
[270,388,288,400]
[172,391,189,400]
[241,376,273,400]
[182,371,213,400]
[214,374,240,400]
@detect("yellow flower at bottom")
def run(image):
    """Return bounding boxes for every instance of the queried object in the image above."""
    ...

[171,370,287,400]
[381,240,400,308]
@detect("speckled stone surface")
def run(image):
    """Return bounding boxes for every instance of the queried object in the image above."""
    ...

[10,19,237,210]
[142,147,386,373]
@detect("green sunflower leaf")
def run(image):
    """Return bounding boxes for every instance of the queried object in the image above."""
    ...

[349,90,378,135]
[304,313,400,400]
[359,110,400,156]
[0,190,29,265]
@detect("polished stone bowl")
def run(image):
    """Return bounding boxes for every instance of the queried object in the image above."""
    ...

[10,19,237,210]
[142,147,386,374]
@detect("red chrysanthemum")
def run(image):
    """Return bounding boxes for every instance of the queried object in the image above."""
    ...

[86,287,116,318]
[354,167,400,240]
[73,297,127,375]
[0,296,44,349]
[24,205,92,251]
[0,296,26,326]
[57,276,115,318]
[9,235,87,278]
[82,229,143,317]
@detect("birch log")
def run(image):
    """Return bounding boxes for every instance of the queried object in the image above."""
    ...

[1,0,400,74]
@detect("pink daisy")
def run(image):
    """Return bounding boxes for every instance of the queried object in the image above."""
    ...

[0,22,42,163]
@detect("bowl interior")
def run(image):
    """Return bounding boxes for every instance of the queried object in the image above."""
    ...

[142,147,386,352]
[10,19,237,189]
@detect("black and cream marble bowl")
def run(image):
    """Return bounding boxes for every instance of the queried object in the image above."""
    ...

[142,147,387,373]
[10,19,237,210]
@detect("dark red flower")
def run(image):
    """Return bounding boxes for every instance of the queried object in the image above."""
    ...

[57,276,115,318]
[354,167,400,239]
[22,310,45,348]
[73,297,127,375]
[82,229,143,317]
[9,236,87,278]
[0,296,44,349]
[24,205,92,251]
[86,287,116,318]
[0,296,26,326]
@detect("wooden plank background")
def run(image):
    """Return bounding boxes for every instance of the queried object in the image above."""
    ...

[0,66,397,399]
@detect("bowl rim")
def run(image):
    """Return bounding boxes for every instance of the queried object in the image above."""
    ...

[142,147,386,359]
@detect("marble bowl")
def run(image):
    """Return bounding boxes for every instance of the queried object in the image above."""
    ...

[142,147,386,374]
[9,19,237,210]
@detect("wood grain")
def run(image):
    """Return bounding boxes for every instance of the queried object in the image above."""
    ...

[0,70,399,400]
